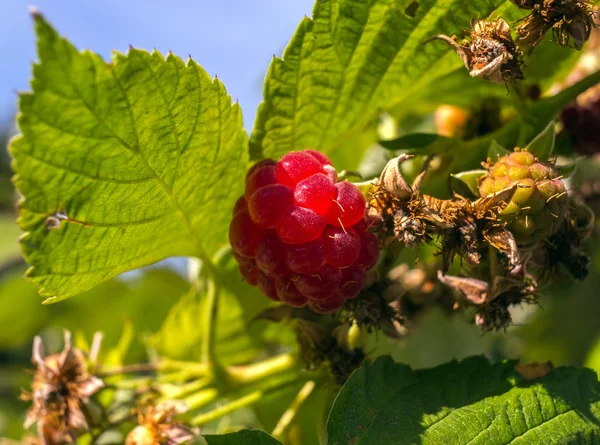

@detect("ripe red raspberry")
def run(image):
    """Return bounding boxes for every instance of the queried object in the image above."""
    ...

[230,149,379,313]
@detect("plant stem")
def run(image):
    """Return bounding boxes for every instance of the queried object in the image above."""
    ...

[226,353,298,385]
[159,358,210,375]
[189,376,301,426]
[97,362,157,377]
[183,387,220,411]
[201,278,219,367]
[272,380,316,439]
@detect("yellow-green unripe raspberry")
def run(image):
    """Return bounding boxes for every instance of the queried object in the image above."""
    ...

[478,150,568,243]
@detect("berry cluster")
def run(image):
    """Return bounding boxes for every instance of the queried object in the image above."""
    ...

[229,150,378,313]
[479,150,568,242]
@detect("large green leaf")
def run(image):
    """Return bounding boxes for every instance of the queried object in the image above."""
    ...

[11,13,248,301]
[327,355,600,444]
[251,0,512,161]
[202,430,282,445]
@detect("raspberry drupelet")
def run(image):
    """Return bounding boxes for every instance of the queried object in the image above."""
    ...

[229,150,378,313]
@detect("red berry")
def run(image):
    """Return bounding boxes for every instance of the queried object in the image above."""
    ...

[286,239,326,274]
[355,231,379,269]
[239,261,259,286]
[294,264,342,300]
[232,196,248,217]
[229,211,264,258]
[294,173,336,216]
[325,182,366,228]
[248,184,294,228]
[304,149,332,166]
[231,151,380,313]
[256,232,289,276]
[275,279,307,307]
[245,162,278,201]
[322,226,361,268]
[338,267,366,299]
[276,206,325,244]
[276,152,324,188]
[309,293,346,313]
[257,273,279,302]
[246,159,276,180]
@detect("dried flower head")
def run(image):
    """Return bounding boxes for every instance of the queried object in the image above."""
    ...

[438,271,538,330]
[429,18,524,84]
[512,0,597,49]
[125,402,196,445]
[21,332,104,445]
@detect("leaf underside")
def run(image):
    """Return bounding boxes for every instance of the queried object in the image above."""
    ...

[11,14,248,300]
[327,356,600,444]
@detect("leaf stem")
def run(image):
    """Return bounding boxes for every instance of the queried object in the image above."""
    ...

[226,353,298,385]
[272,380,316,439]
[189,376,301,426]
[201,278,219,367]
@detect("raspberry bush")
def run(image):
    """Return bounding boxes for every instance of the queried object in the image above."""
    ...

[4,1,600,444]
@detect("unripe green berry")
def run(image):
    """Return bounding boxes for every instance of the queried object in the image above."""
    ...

[479,150,568,243]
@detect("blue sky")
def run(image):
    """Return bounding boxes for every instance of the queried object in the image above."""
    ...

[0,0,314,127]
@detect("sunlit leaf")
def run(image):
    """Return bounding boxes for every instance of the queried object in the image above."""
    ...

[328,355,600,444]
[11,14,248,300]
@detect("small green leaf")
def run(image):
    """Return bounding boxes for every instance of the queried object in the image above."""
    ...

[379,133,450,152]
[525,121,556,159]
[556,157,583,178]
[202,430,282,445]
[327,355,600,444]
[450,170,486,198]
[11,14,248,300]
[487,140,511,161]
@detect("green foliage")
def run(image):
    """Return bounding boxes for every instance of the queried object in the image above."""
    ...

[202,430,282,445]
[5,0,600,442]
[328,356,600,444]
[11,14,248,301]
[450,169,486,198]
[251,0,515,163]
[148,256,275,366]
[525,121,556,159]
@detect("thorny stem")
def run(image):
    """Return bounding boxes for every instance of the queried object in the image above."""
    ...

[272,380,316,439]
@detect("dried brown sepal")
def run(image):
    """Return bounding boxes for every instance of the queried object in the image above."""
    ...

[483,226,520,269]
[429,18,524,84]
[513,0,597,49]
[438,271,538,330]
[22,332,104,445]
[125,402,196,445]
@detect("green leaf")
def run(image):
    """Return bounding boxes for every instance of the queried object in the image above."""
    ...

[250,0,515,162]
[450,169,486,198]
[557,157,583,178]
[487,140,510,161]
[202,430,282,445]
[11,13,248,300]
[379,133,450,152]
[147,255,272,366]
[525,121,556,159]
[327,355,600,444]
